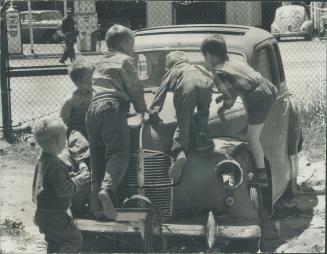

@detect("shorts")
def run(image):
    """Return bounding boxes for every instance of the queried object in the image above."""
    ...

[246,83,276,125]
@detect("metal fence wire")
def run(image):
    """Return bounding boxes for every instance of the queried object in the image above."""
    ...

[1,0,326,130]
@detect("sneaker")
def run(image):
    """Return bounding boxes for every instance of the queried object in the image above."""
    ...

[169,151,187,183]
[248,169,268,187]
[98,190,117,220]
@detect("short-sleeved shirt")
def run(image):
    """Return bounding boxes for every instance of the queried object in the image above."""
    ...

[212,58,277,110]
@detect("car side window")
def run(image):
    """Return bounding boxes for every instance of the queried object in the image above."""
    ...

[254,47,273,83]
[137,53,149,81]
[254,46,279,88]
[273,42,285,83]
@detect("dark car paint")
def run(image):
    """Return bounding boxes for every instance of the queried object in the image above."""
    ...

[119,25,301,223]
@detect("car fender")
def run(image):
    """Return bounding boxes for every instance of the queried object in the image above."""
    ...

[173,137,258,223]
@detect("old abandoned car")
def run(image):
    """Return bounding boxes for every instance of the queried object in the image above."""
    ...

[271,5,313,41]
[20,10,64,43]
[76,25,303,252]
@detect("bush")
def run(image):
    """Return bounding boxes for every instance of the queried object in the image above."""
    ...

[0,219,26,237]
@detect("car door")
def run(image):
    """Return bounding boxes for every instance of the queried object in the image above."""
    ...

[253,40,292,205]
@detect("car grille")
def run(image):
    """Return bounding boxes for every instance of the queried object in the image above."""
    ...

[118,149,174,220]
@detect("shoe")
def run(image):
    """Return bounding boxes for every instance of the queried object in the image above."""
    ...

[98,190,117,220]
[196,133,215,151]
[169,151,187,183]
[248,169,268,187]
[59,59,65,64]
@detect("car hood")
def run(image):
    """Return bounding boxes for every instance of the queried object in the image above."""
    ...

[274,6,307,31]
[128,91,247,140]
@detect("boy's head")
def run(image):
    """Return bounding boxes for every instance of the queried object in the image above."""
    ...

[201,34,229,69]
[33,118,67,155]
[68,59,94,92]
[105,24,135,56]
[165,51,188,70]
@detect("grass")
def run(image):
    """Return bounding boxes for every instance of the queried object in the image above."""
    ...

[0,219,26,237]
[298,95,326,162]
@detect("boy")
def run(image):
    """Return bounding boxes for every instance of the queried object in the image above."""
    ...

[32,117,90,253]
[86,24,147,220]
[60,59,93,174]
[149,51,214,183]
[201,34,277,186]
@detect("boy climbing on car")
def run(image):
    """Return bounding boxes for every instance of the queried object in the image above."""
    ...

[201,34,277,186]
[32,117,90,253]
[86,24,147,220]
[149,51,214,183]
[59,59,94,216]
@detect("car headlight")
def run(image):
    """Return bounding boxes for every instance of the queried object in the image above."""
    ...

[215,159,244,190]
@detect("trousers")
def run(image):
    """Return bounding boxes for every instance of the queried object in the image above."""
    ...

[34,208,82,253]
[86,99,130,210]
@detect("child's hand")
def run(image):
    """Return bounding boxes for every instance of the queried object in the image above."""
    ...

[215,94,225,104]
[217,105,226,118]
[73,170,91,186]
[149,112,163,124]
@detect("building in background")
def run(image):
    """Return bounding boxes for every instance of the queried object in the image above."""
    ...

[9,1,324,35]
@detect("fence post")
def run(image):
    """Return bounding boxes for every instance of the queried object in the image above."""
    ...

[1,9,13,143]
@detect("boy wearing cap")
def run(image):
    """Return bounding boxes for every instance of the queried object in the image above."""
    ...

[149,51,214,183]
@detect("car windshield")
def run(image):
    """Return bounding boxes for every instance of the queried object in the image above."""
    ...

[136,50,245,88]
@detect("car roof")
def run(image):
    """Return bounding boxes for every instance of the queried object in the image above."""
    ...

[134,24,273,58]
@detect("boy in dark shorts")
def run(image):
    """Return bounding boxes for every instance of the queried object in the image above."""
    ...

[32,118,90,253]
[201,34,277,186]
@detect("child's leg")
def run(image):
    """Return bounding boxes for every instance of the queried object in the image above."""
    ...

[247,123,265,169]
[247,123,268,186]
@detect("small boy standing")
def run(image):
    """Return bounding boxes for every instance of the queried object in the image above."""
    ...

[149,51,214,183]
[201,35,277,186]
[60,59,94,173]
[32,118,90,253]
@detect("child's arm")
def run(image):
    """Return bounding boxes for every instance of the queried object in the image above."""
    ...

[50,161,90,198]
[60,98,73,126]
[121,58,148,113]
[213,72,238,110]
[149,70,174,115]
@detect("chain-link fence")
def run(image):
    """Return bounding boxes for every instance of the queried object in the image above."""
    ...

[1,0,326,132]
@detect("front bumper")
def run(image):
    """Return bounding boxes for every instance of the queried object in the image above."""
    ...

[76,217,261,240]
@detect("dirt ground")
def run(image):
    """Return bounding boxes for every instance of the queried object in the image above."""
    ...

[0,141,325,253]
